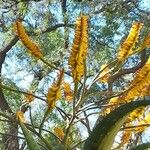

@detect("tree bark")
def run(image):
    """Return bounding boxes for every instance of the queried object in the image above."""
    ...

[0,36,19,150]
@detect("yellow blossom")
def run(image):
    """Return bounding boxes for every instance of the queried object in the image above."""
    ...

[143,34,150,48]
[121,131,131,144]
[109,97,118,104]
[117,22,143,61]
[63,82,73,102]
[16,111,25,123]
[25,93,34,103]
[54,127,64,140]
[144,113,150,123]
[68,15,88,82]
[47,70,64,111]
[123,58,150,101]
[14,20,43,58]
[128,107,144,121]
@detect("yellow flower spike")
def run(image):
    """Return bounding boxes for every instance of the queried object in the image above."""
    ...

[25,93,34,103]
[121,131,131,145]
[140,85,150,97]
[102,97,120,116]
[14,20,43,59]
[63,82,73,102]
[123,58,150,101]
[143,34,150,48]
[135,120,146,133]
[144,113,150,123]
[68,15,88,82]
[54,127,64,140]
[109,97,118,104]
[16,111,25,123]
[128,107,144,121]
[47,70,64,111]
[47,85,61,110]
[117,22,143,61]
[131,60,150,87]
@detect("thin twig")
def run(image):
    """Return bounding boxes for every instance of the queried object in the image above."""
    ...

[1,84,46,101]
[71,139,86,150]
[121,123,150,130]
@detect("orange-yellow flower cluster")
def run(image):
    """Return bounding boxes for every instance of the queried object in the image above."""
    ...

[121,131,131,145]
[25,92,34,103]
[128,107,145,121]
[14,20,43,58]
[16,111,25,123]
[117,22,143,61]
[68,15,88,82]
[124,58,150,101]
[47,70,64,111]
[140,85,150,97]
[54,127,64,140]
[63,82,73,102]
[132,113,150,133]
[143,34,150,48]
[109,97,118,104]
[102,97,119,115]
[123,108,145,133]
[144,113,150,123]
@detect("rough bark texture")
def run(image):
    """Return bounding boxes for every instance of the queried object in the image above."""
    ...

[0,36,19,150]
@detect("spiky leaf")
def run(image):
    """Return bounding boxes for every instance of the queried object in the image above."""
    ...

[83,100,150,150]
[19,121,41,150]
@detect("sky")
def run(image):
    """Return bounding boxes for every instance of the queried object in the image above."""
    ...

[1,0,150,145]
[140,0,150,10]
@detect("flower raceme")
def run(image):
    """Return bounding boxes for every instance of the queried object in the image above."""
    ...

[24,92,34,103]
[14,20,43,59]
[121,131,131,145]
[128,107,145,121]
[128,112,150,133]
[16,111,25,123]
[63,82,73,102]
[47,70,64,112]
[106,57,150,109]
[54,127,64,140]
[142,34,150,48]
[140,85,150,97]
[123,58,150,101]
[68,15,88,82]
[117,22,143,61]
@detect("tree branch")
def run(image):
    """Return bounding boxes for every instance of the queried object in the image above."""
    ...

[0,36,18,113]
[108,50,149,91]
[41,23,73,34]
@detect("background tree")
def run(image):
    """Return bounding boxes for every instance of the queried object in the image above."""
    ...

[0,0,150,150]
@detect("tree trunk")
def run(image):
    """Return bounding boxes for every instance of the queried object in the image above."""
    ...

[0,36,19,150]
[2,124,19,150]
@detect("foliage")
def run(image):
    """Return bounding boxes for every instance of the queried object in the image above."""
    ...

[0,0,150,150]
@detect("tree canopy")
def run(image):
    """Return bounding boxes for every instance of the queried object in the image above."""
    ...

[0,0,150,150]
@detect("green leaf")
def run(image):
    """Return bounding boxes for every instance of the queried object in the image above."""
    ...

[129,143,150,150]
[83,100,150,150]
[19,121,41,150]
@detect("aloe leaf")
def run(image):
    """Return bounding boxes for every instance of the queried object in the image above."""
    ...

[19,121,41,150]
[83,100,150,150]
[129,143,150,150]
